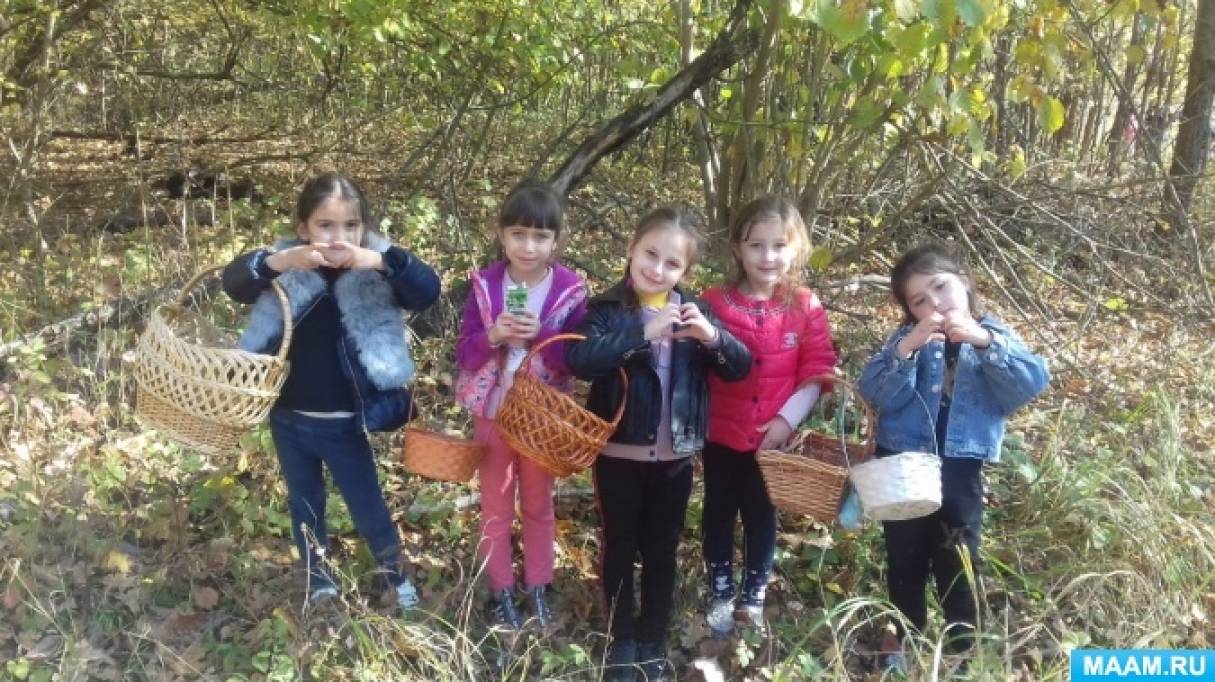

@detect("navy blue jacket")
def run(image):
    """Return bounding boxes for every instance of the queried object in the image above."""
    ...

[223,238,440,432]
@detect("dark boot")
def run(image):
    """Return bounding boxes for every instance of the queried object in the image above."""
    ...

[604,638,638,682]
[529,584,553,630]
[489,588,523,630]
[636,641,669,681]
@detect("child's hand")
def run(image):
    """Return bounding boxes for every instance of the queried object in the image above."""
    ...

[672,303,718,344]
[896,313,946,358]
[488,312,516,346]
[757,416,795,452]
[643,304,683,341]
[321,241,383,270]
[510,311,540,342]
[267,244,336,271]
[943,310,993,347]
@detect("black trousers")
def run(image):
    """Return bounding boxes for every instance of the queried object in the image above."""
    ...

[881,456,984,651]
[594,455,694,645]
[701,441,777,606]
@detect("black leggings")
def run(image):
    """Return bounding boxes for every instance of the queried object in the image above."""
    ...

[881,456,984,651]
[701,441,777,606]
[594,455,693,646]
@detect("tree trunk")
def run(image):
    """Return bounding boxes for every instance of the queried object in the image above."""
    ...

[1106,15,1145,175]
[547,0,758,198]
[673,0,722,228]
[1165,0,1215,229]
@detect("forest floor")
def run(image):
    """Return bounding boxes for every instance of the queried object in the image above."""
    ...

[1,130,1213,681]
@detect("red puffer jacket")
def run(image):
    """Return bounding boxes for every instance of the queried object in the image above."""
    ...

[705,285,838,453]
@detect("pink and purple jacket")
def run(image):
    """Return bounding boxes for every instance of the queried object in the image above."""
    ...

[705,285,838,453]
[455,261,588,417]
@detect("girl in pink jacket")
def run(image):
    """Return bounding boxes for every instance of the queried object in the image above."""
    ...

[702,197,837,635]
[454,182,587,631]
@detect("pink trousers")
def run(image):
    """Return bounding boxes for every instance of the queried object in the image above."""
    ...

[474,416,555,591]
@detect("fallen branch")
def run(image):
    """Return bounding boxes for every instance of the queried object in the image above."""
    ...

[0,278,209,362]
[547,0,758,197]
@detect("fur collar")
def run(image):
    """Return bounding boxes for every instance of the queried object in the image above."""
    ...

[238,232,414,390]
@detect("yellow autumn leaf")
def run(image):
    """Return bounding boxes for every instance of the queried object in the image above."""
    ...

[104,550,133,574]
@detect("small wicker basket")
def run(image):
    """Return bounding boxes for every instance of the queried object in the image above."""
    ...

[496,333,627,478]
[402,426,486,483]
[849,451,942,521]
[756,374,874,524]
[134,266,292,455]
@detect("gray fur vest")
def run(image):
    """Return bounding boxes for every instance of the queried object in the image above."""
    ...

[237,232,415,390]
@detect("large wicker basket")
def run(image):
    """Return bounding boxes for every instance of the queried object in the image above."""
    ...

[134,266,292,455]
[496,333,627,478]
[756,374,875,524]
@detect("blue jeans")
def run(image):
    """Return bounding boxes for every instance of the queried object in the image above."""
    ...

[269,409,403,589]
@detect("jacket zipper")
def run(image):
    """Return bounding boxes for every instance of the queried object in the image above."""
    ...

[339,333,371,439]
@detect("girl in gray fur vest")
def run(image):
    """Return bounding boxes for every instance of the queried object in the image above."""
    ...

[222,172,440,611]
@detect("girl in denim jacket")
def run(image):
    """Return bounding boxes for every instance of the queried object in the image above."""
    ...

[858,243,1049,671]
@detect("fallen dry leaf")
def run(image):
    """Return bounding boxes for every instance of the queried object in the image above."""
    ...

[192,585,220,610]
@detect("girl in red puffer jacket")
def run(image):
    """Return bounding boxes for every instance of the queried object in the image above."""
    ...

[701,197,837,635]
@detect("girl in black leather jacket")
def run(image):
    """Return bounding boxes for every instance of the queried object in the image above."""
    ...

[566,207,750,681]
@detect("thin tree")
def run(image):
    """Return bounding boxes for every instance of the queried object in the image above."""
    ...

[1166,0,1215,230]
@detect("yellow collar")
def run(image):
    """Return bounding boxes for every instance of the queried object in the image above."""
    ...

[637,291,669,309]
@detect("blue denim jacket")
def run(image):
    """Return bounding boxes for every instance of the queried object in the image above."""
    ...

[857,316,1049,462]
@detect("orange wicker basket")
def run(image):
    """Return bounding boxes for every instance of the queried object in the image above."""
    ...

[756,373,875,524]
[495,333,627,478]
[402,425,486,483]
[134,266,292,455]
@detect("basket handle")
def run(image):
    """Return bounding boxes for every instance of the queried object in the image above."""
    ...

[516,332,630,428]
[793,371,877,465]
[175,264,294,362]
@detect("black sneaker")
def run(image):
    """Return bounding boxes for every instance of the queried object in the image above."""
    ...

[604,638,638,682]
[529,584,553,630]
[636,641,669,681]
[489,588,523,630]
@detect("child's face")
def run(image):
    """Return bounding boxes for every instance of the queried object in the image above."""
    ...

[499,224,557,279]
[902,271,971,322]
[628,226,691,298]
[298,197,363,246]
[732,218,794,293]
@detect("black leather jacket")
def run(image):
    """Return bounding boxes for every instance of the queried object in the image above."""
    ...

[565,281,751,455]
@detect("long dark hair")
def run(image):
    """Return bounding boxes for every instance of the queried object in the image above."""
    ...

[890,242,983,324]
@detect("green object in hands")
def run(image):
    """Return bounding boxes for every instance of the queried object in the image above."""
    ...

[506,283,528,314]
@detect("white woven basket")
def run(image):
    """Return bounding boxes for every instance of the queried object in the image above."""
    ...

[849,451,942,521]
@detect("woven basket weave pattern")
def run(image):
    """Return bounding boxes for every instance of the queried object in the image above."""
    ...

[403,427,486,482]
[849,451,942,521]
[496,333,626,478]
[134,266,291,454]
[756,374,874,523]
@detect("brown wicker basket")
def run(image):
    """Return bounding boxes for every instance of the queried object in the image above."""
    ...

[134,266,293,455]
[496,333,627,478]
[402,426,487,483]
[756,373,875,524]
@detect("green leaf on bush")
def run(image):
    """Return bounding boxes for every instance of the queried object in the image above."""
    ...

[957,0,987,26]
[810,0,871,45]
[809,247,834,271]
[1036,96,1065,134]
[893,21,932,57]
